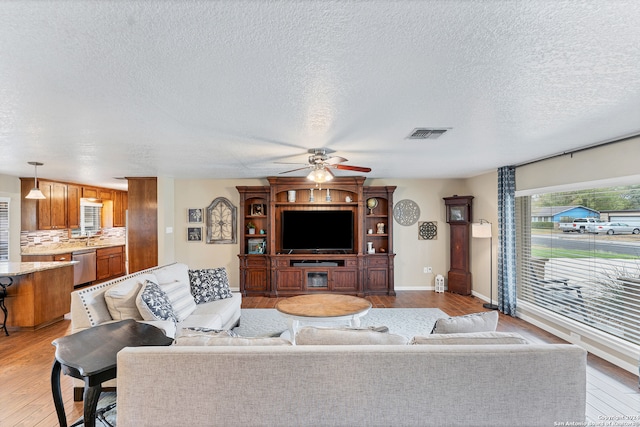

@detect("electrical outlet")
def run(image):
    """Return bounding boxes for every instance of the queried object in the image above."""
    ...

[34,236,41,243]
[53,236,60,243]
[423,266,432,274]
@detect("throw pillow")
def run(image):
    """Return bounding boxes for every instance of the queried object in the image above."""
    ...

[431,311,499,334]
[295,326,409,345]
[174,335,291,346]
[103,274,157,321]
[136,280,178,323]
[159,281,197,322]
[188,268,233,304]
[411,331,528,345]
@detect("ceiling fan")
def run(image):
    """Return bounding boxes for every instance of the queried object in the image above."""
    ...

[279,148,372,183]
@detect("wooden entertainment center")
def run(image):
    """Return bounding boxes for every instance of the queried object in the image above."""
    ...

[237,177,396,297]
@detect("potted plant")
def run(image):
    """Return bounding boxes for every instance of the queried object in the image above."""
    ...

[246,221,256,234]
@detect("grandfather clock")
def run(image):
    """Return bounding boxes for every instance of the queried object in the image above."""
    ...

[443,195,473,295]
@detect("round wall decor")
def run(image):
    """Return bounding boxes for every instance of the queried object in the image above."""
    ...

[393,199,420,226]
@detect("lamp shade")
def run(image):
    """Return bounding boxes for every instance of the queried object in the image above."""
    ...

[25,161,46,199]
[472,222,492,238]
[307,167,334,183]
[26,187,46,199]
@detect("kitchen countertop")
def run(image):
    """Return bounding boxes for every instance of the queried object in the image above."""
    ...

[21,241,125,256]
[0,261,78,276]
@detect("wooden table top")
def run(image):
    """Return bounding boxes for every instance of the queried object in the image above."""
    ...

[276,294,372,318]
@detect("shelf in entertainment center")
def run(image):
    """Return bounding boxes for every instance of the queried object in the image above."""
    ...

[366,234,388,237]
[275,202,359,206]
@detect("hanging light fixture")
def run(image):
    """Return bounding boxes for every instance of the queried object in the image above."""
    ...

[25,161,46,199]
[306,165,334,183]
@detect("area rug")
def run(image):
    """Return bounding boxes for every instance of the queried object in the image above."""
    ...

[233,307,448,339]
[71,392,116,427]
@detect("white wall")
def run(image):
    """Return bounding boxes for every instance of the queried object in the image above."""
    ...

[0,174,22,261]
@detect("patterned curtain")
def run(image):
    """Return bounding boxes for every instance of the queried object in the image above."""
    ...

[497,166,517,315]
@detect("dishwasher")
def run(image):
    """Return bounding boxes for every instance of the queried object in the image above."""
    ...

[72,250,97,287]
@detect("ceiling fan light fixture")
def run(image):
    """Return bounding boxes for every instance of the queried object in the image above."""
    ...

[307,167,334,183]
[25,161,46,200]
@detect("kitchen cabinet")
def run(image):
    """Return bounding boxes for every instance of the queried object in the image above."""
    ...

[113,190,127,227]
[21,178,127,232]
[22,253,73,262]
[37,180,68,230]
[96,246,125,281]
[67,184,81,229]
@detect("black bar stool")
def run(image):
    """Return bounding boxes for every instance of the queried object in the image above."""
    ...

[0,276,13,336]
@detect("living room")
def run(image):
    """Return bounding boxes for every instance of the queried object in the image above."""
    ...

[1,1,640,426]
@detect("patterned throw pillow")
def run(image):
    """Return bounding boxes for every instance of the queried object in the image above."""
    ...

[188,268,233,304]
[136,280,178,322]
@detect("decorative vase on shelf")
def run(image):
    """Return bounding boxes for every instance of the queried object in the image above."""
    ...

[287,190,296,202]
[309,188,314,202]
[326,188,331,202]
[367,241,374,253]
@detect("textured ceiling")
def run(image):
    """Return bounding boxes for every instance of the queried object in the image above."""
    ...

[1,1,640,190]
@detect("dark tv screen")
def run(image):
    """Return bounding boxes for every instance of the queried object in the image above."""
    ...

[282,210,353,251]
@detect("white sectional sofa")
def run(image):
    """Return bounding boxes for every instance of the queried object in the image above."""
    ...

[69,262,242,399]
[117,340,587,427]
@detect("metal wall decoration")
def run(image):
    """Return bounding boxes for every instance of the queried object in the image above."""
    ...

[418,221,437,240]
[206,197,237,244]
[393,199,420,226]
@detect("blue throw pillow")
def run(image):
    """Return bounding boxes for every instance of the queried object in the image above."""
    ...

[136,280,178,322]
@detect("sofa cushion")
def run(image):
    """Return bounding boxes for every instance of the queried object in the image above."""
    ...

[104,273,157,321]
[136,280,178,323]
[431,311,499,334]
[178,313,223,331]
[191,293,241,327]
[295,326,409,345]
[153,263,190,287]
[188,268,233,304]
[174,335,292,346]
[411,331,529,345]
[159,281,197,322]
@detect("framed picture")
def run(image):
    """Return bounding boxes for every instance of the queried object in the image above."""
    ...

[250,203,265,216]
[248,238,266,254]
[188,208,203,223]
[187,227,202,242]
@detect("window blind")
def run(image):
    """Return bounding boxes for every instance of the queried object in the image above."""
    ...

[0,198,9,261]
[516,186,640,346]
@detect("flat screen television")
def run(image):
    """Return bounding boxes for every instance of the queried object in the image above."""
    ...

[282,210,354,252]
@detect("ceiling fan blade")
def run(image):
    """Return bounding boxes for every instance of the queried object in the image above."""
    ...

[325,156,348,165]
[279,166,311,174]
[333,164,371,173]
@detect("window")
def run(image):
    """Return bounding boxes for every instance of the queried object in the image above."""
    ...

[0,197,8,261]
[516,185,640,346]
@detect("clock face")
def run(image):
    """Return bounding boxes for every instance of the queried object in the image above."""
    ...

[393,199,420,226]
[448,205,467,222]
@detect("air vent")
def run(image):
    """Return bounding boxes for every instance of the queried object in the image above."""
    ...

[406,128,450,140]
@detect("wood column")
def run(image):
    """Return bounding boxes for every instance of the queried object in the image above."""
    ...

[127,177,158,273]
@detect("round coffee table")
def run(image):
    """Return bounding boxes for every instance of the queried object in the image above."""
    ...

[276,294,372,344]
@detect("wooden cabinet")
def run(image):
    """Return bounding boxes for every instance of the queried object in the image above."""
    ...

[113,190,127,227]
[96,246,125,281]
[444,195,474,295]
[237,177,395,297]
[22,253,72,262]
[67,184,81,229]
[83,187,99,198]
[37,180,68,230]
[4,265,74,330]
[20,178,127,232]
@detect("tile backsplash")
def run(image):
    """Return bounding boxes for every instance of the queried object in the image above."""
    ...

[21,228,126,251]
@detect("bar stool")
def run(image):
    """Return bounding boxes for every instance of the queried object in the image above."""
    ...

[0,276,13,336]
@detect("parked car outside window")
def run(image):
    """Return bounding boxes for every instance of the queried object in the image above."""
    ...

[592,222,640,235]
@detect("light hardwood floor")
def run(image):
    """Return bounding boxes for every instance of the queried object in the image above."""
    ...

[1,291,638,426]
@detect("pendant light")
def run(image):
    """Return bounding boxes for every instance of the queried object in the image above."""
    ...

[25,161,46,199]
